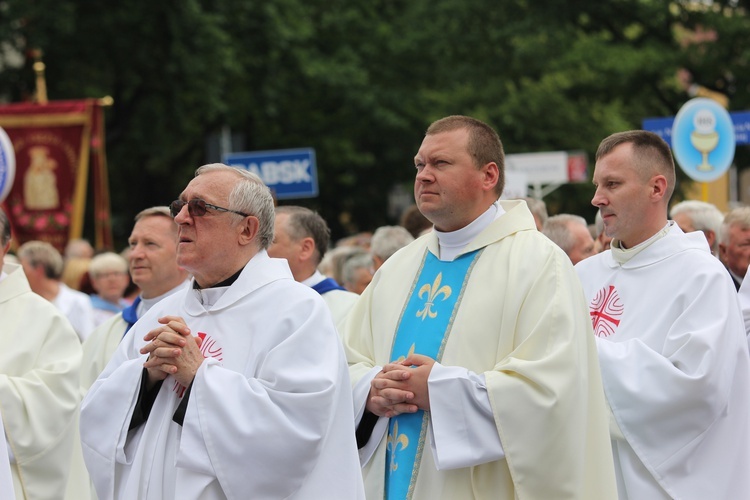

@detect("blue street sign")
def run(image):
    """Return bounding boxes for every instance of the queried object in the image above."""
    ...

[0,126,15,203]
[223,148,318,200]
[643,110,750,146]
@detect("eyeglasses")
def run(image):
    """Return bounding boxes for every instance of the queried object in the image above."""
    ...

[169,199,249,218]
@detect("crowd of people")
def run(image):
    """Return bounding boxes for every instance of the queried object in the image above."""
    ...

[1,115,750,499]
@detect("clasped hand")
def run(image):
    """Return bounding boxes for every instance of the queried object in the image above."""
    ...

[366,354,435,418]
[140,315,204,388]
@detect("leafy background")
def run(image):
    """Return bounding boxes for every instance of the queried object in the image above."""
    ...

[1,0,748,247]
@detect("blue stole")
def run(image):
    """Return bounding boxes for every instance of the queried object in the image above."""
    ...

[385,248,482,500]
[311,277,346,295]
[90,294,127,314]
[121,296,141,337]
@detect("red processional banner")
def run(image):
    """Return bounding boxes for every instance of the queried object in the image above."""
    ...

[0,99,113,252]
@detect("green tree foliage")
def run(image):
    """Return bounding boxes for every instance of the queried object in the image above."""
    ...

[0,0,748,244]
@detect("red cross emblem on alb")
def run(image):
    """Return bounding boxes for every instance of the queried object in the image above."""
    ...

[589,285,623,337]
[172,332,224,397]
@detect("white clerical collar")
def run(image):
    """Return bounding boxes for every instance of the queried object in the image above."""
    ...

[0,271,6,283]
[194,286,231,309]
[302,270,326,288]
[611,221,672,265]
[434,201,505,261]
[137,280,190,319]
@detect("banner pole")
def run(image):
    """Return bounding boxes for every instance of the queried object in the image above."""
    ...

[30,49,48,105]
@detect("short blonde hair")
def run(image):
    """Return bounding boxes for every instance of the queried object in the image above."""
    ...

[88,252,128,277]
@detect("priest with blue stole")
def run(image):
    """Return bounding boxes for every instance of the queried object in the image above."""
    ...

[344,115,617,499]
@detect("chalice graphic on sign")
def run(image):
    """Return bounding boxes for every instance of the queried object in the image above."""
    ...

[690,109,720,171]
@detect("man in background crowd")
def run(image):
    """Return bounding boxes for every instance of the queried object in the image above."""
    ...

[522,196,548,230]
[80,206,189,391]
[341,250,373,294]
[670,199,723,256]
[370,225,414,271]
[18,240,95,341]
[268,205,358,334]
[88,252,131,327]
[542,213,596,264]
[719,206,750,289]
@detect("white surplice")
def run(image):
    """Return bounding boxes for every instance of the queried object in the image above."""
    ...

[344,200,617,499]
[576,224,750,499]
[54,283,96,342]
[80,251,365,500]
[0,263,82,500]
[303,271,359,335]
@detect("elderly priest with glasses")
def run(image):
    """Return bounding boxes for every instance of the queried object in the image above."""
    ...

[80,163,365,499]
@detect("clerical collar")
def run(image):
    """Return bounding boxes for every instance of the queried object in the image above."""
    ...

[192,267,243,290]
[302,270,326,288]
[611,221,672,265]
[434,201,505,261]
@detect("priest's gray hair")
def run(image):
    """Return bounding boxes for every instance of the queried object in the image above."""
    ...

[542,214,588,254]
[670,200,723,253]
[195,164,275,249]
[523,197,548,228]
[719,206,750,246]
[17,241,64,279]
[371,225,414,262]
[275,206,331,265]
[341,251,373,289]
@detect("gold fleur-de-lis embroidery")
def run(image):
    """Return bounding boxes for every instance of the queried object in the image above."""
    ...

[416,272,451,320]
[394,343,416,363]
[387,421,409,472]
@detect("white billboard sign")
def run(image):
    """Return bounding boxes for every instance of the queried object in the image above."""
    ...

[505,151,568,185]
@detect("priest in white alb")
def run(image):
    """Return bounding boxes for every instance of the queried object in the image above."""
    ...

[576,130,750,499]
[80,164,365,499]
[0,208,83,500]
[80,206,189,392]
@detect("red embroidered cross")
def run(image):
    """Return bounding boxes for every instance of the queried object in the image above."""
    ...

[590,285,623,338]
[172,332,224,397]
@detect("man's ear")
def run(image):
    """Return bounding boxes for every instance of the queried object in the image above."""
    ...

[298,237,315,262]
[481,162,500,193]
[718,242,728,262]
[238,216,260,247]
[650,175,668,202]
[704,230,717,250]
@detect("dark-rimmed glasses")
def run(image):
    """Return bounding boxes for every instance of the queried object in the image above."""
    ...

[169,199,249,218]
